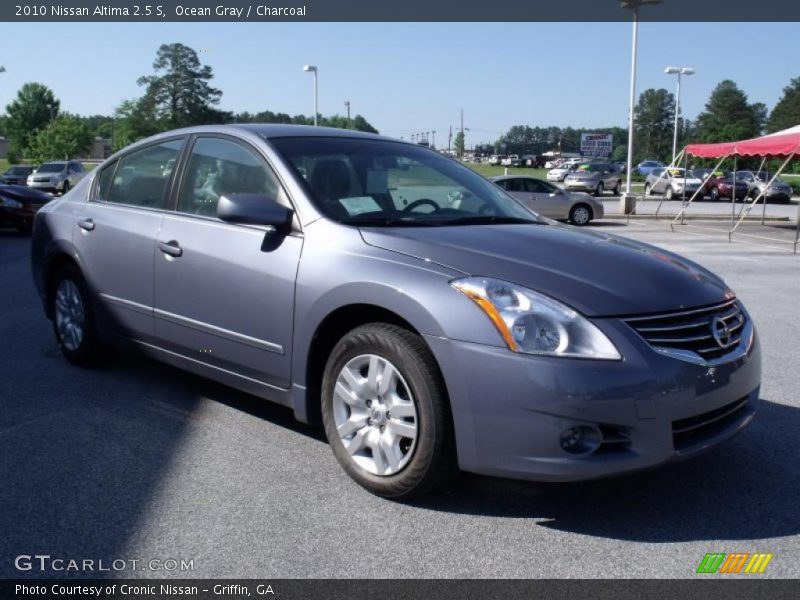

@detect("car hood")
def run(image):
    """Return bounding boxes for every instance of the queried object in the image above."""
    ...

[0,184,52,202]
[360,223,731,317]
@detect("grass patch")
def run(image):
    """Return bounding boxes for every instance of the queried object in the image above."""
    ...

[466,164,549,179]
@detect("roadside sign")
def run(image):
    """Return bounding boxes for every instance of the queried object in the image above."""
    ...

[581,133,613,158]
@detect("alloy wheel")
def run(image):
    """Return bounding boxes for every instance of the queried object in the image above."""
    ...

[54,279,85,351]
[332,354,418,476]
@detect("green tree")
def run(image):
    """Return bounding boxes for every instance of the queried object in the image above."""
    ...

[112,97,162,150]
[695,80,765,142]
[767,77,800,134]
[27,116,93,164]
[137,43,223,129]
[5,82,60,156]
[453,131,465,157]
[633,88,675,162]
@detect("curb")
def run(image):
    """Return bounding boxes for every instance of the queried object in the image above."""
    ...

[604,214,791,222]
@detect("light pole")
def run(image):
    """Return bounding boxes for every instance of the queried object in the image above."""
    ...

[302,64,318,126]
[665,66,694,163]
[344,100,351,129]
[620,0,662,214]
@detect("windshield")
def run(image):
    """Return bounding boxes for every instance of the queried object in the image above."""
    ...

[7,167,31,176]
[37,163,66,173]
[270,137,543,227]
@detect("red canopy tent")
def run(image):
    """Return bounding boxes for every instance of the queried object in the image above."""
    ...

[673,125,800,252]
[685,125,800,159]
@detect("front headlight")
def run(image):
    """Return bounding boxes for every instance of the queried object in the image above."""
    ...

[451,277,621,360]
[0,197,23,208]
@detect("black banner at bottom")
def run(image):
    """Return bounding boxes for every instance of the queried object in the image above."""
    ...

[2,579,799,600]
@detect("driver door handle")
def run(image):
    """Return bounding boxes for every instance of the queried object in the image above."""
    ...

[158,240,183,258]
[78,218,95,231]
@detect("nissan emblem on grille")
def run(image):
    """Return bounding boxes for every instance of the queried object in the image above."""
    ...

[711,316,733,349]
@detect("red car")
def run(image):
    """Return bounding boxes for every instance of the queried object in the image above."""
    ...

[695,169,749,201]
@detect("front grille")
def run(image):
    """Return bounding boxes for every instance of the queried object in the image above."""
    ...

[625,299,745,361]
[672,396,750,451]
[33,177,51,183]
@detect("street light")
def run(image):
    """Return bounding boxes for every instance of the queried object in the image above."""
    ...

[302,64,318,126]
[620,0,662,214]
[665,66,695,163]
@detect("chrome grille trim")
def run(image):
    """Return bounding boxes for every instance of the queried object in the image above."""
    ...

[624,299,753,366]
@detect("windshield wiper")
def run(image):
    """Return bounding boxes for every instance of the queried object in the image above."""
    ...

[346,216,443,227]
[442,215,545,226]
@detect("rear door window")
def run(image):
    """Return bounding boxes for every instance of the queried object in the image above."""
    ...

[105,138,185,209]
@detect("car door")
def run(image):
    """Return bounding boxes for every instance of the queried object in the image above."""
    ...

[153,135,302,390]
[72,137,186,342]
[522,178,566,218]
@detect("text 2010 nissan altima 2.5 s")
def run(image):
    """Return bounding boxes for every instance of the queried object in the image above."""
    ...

[31,125,761,499]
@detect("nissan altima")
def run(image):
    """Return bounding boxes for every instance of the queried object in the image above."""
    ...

[31,125,761,499]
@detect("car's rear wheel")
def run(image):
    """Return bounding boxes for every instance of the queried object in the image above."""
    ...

[613,180,621,195]
[569,203,592,225]
[321,323,455,499]
[594,182,604,197]
[51,264,101,366]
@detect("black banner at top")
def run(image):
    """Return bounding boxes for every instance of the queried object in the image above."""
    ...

[2,0,800,22]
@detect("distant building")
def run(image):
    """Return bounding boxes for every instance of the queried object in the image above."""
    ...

[84,137,113,160]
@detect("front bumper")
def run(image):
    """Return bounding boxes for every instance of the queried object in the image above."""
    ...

[565,180,598,192]
[27,180,58,192]
[0,206,38,228]
[424,317,760,482]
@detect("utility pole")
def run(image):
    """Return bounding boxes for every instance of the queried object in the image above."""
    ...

[431,130,436,150]
[344,100,351,129]
[460,108,465,157]
[448,125,452,153]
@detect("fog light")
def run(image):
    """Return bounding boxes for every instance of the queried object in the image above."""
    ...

[560,425,602,455]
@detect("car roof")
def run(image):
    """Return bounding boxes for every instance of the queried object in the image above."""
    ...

[489,175,543,181]
[140,123,390,142]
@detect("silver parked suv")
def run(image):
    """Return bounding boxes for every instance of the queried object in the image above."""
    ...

[563,161,622,196]
[27,160,86,194]
[31,125,760,499]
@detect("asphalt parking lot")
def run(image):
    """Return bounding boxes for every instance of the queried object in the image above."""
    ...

[1,220,798,579]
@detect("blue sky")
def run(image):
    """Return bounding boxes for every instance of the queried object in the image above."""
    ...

[1,22,797,145]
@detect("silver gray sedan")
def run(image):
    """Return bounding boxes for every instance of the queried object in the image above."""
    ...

[31,125,760,499]
[490,175,604,225]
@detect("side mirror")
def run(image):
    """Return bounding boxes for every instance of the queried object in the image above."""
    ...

[217,193,293,233]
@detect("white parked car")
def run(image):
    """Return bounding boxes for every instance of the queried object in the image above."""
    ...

[547,166,571,182]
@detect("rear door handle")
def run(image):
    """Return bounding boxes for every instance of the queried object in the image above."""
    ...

[78,218,95,231]
[157,240,182,258]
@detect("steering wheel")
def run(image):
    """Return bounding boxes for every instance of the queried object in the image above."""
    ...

[403,198,440,213]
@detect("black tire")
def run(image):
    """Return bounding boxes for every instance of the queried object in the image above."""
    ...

[51,264,102,366]
[321,323,456,500]
[665,186,675,201]
[709,187,720,202]
[594,182,604,197]
[62,181,70,194]
[613,180,621,195]
[569,203,593,226]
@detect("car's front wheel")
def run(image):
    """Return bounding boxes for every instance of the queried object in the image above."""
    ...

[594,182,604,197]
[321,323,455,499]
[62,180,70,194]
[569,203,593,225]
[51,264,101,366]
